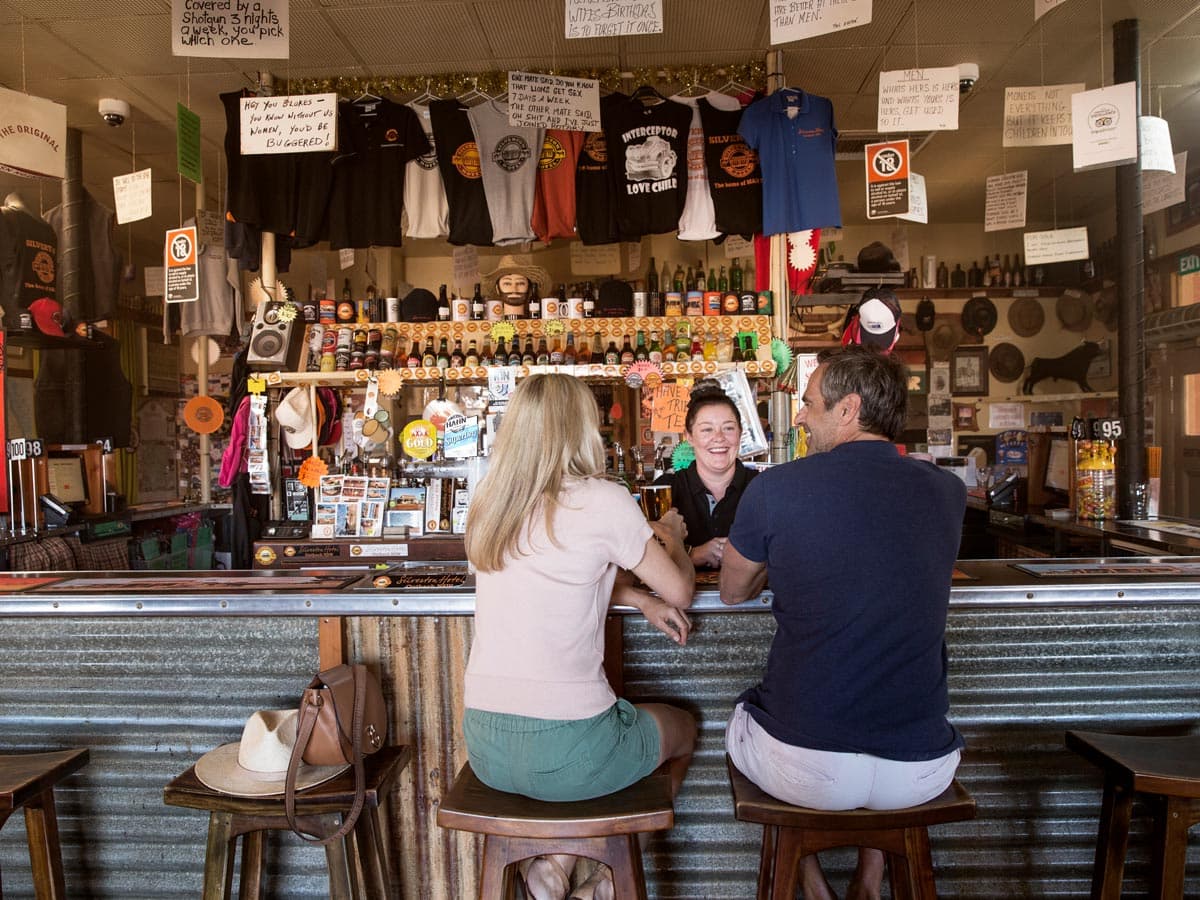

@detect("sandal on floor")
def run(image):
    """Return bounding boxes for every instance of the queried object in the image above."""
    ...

[518,855,573,900]
[569,863,613,900]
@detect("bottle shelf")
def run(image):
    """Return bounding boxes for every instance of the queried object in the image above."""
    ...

[304,315,772,343]
[989,391,1118,404]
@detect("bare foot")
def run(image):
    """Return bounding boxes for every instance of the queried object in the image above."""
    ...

[800,854,838,900]
[845,848,885,900]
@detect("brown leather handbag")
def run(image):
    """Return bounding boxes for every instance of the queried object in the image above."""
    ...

[285,664,387,844]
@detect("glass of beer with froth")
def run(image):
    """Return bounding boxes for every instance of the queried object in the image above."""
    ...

[637,485,673,522]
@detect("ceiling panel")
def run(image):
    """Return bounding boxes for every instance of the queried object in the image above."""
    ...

[783,47,883,96]
[288,6,360,69]
[323,4,491,67]
[621,0,766,54]
[0,19,110,83]
[5,0,165,18]
[47,14,235,76]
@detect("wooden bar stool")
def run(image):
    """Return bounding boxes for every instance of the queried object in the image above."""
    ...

[1066,730,1200,899]
[726,756,975,900]
[437,762,674,899]
[0,748,90,900]
[163,745,410,900]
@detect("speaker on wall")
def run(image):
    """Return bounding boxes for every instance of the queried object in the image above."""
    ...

[246,300,302,371]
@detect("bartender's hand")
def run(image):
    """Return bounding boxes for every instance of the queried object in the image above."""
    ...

[650,509,687,547]
[625,587,692,645]
[690,537,726,569]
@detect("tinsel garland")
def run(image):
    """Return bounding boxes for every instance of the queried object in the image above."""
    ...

[284,61,766,99]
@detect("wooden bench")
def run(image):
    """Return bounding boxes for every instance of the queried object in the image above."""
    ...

[0,748,90,900]
[1066,729,1200,899]
[437,762,674,899]
[726,756,975,900]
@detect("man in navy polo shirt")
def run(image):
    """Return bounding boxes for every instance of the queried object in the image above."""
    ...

[720,346,966,900]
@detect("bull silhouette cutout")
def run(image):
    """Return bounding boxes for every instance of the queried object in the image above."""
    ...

[1022,341,1104,395]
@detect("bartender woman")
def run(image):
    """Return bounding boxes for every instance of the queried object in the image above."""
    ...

[655,385,757,569]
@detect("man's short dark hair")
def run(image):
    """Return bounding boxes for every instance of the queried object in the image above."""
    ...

[815,346,908,440]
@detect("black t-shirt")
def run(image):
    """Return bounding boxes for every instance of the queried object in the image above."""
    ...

[326,98,430,250]
[575,93,626,245]
[604,95,692,238]
[698,99,763,238]
[221,90,298,235]
[654,461,757,562]
[292,151,335,247]
[0,206,57,320]
[429,99,493,247]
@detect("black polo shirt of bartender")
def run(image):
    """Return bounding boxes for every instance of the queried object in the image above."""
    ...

[655,461,757,561]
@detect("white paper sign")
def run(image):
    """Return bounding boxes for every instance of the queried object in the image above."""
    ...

[239,93,337,155]
[1034,0,1070,21]
[453,246,480,294]
[338,248,355,271]
[113,169,153,225]
[1023,226,1089,266]
[896,172,928,224]
[508,72,601,132]
[565,0,662,38]
[1144,151,1188,215]
[1139,116,1175,172]
[172,0,289,58]
[196,208,224,248]
[984,171,1028,232]
[1003,84,1083,147]
[988,402,1026,429]
[570,241,621,275]
[878,67,959,132]
[625,242,642,274]
[724,235,753,259]
[144,266,165,297]
[770,0,872,44]
[0,87,67,179]
[1072,82,1138,172]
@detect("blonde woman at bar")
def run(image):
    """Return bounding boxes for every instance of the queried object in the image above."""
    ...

[463,373,696,900]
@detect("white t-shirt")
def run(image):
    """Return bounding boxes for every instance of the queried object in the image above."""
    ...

[465,477,652,720]
[404,103,450,239]
[467,101,543,246]
[672,92,741,242]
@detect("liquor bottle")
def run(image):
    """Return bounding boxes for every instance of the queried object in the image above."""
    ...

[590,330,603,363]
[703,330,718,362]
[646,257,658,294]
[691,330,704,362]
[575,331,591,365]
[471,283,485,320]
[717,332,732,363]
[408,337,422,368]
[731,334,744,363]
[493,337,507,366]
[521,336,535,365]
[695,264,707,292]
[507,337,522,367]
[1001,254,1013,288]
[563,333,576,365]
[360,284,376,323]
[582,281,596,318]
[675,323,690,360]
[465,339,480,367]
[436,337,451,370]
[620,334,635,365]
[437,284,450,321]
[605,337,621,364]
[634,330,648,362]
[663,327,676,362]
[936,261,949,289]
[449,339,465,368]
[528,282,542,319]
[707,268,717,291]
[379,326,396,370]
[422,335,437,367]
[968,260,983,288]
[673,263,685,293]
[535,334,550,365]
[480,336,494,366]
[661,260,672,295]
[685,265,695,290]
[718,266,728,292]
[987,255,1001,287]
[648,331,663,364]
[1012,255,1024,287]
[950,263,967,289]
[730,258,743,293]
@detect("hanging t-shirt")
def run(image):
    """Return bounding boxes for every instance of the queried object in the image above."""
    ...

[698,99,763,238]
[45,190,121,320]
[738,88,841,234]
[180,217,241,339]
[404,103,449,240]
[429,99,494,247]
[467,101,543,246]
[221,90,297,235]
[604,94,693,239]
[575,94,627,245]
[531,129,584,244]
[671,92,741,241]
[326,98,430,250]
[292,152,335,248]
[0,204,57,320]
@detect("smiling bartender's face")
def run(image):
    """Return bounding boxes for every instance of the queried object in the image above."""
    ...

[687,403,741,478]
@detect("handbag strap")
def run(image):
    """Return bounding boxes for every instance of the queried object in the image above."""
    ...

[285,667,370,845]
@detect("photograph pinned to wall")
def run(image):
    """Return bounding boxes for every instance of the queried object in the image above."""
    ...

[954,403,979,431]
[929,361,951,397]
[951,346,989,396]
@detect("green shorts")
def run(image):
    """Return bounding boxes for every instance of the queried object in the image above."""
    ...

[463,699,661,802]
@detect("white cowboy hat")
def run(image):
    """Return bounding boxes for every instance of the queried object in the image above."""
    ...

[480,254,552,298]
[275,387,316,450]
[194,709,348,797]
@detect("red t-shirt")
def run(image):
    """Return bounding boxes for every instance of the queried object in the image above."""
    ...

[530,130,584,244]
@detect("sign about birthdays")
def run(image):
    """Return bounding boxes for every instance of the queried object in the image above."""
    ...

[1003,83,1082,147]
[877,67,960,132]
[770,0,872,44]
[239,93,337,155]
[565,0,662,38]
[507,71,601,132]
[984,170,1028,232]
[172,0,288,57]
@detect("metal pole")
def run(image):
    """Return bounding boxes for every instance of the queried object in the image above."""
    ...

[195,178,212,504]
[765,50,791,463]
[61,127,87,442]
[1113,19,1145,516]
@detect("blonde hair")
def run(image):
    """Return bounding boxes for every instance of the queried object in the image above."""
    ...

[465,374,607,572]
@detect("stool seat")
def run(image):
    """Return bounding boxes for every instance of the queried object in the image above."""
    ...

[437,763,674,899]
[727,756,975,900]
[164,745,410,900]
[0,749,90,900]
[1066,729,1200,899]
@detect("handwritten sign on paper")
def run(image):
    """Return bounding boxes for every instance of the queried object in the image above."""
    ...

[565,0,662,38]
[878,67,959,132]
[144,266,165,297]
[1139,116,1175,172]
[896,172,928,224]
[508,71,601,132]
[338,248,355,271]
[984,171,1028,232]
[1144,151,1188,215]
[453,246,480,294]
[1003,84,1082,147]
[239,93,337,155]
[650,384,689,433]
[1072,82,1137,172]
[113,168,153,224]
[570,241,621,275]
[989,402,1026,430]
[172,0,288,58]
[625,241,642,274]
[196,208,224,248]
[770,0,872,44]
[1023,226,1089,266]
[1034,0,1069,21]
[724,234,753,259]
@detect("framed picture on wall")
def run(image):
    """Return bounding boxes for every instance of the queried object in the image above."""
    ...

[951,347,989,396]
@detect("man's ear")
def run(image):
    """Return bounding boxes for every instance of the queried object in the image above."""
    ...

[840,392,863,423]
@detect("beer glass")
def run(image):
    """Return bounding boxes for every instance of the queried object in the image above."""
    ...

[638,485,673,522]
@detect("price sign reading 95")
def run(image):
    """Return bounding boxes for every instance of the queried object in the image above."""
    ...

[1090,418,1124,440]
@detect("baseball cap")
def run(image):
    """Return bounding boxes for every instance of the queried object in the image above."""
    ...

[842,288,901,351]
[29,298,67,337]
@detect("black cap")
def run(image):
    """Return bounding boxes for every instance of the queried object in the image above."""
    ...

[597,279,632,317]
[402,288,438,323]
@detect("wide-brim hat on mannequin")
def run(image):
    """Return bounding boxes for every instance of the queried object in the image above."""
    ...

[481,254,551,298]
[1007,297,1044,337]
[1056,291,1093,332]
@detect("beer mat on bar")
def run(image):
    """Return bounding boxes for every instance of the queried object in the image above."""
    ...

[1012,561,1200,578]
[357,566,470,590]
[951,568,975,581]
[0,575,63,592]
[33,573,361,592]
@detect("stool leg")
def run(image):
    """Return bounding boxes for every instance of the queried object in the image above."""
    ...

[354,808,389,899]
[768,827,804,900]
[237,830,265,900]
[22,789,66,900]
[1091,780,1133,900]
[324,814,354,900]
[900,827,937,900]
[344,826,366,900]
[477,836,515,900]
[203,812,236,900]
[756,825,777,900]
[603,834,648,900]
[1148,795,1190,899]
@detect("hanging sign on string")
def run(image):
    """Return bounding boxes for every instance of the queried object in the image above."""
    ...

[877,67,959,132]
[508,71,602,132]
[1003,84,1082,147]
[1139,116,1175,173]
[172,0,288,58]
[770,0,871,44]
[144,267,165,297]
[625,241,642,274]
[239,93,337,155]
[196,208,224,248]
[1071,82,1137,172]
[113,169,153,225]
[570,241,621,275]
[865,140,909,220]
[176,103,203,183]
[163,226,199,304]
[453,246,480,294]
[0,87,66,179]
[1023,226,1089,266]
[723,235,753,259]
[338,248,355,271]
[565,0,662,38]
[984,171,1028,232]
[1034,0,1070,22]
[1144,151,1188,215]
[896,172,928,224]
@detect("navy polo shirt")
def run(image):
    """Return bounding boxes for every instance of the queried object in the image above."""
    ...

[738,89,841,235]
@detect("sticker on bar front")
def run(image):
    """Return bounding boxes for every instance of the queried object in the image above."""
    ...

[401,419,437,460]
